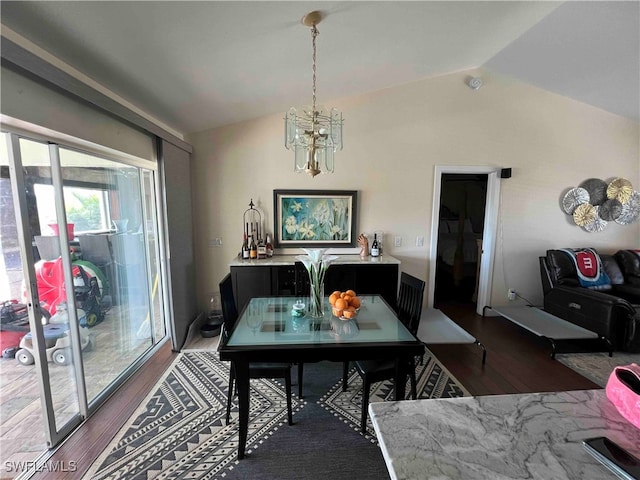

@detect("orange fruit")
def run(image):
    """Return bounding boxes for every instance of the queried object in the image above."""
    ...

[335,298,348,310]
[342,294,352,304]
[343,309,356,319]
[346,289,356,297]
[345,306,356,312]
[332,290,341,298]
[332,307,343,317]
[340,292,348,298]
[329,293,340,305]
[350,296,361,309]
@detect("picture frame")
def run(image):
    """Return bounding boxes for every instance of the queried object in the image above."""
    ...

[273,190,358,248]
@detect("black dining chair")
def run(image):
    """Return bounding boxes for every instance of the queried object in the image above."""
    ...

[219,273,295,426]
[343,272,426,432]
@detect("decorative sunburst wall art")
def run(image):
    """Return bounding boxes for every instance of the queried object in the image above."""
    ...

[561,177,640,232]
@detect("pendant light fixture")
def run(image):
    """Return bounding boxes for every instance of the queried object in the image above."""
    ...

[285,11,343,177]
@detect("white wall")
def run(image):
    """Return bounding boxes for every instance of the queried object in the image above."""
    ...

[188,68,640,311]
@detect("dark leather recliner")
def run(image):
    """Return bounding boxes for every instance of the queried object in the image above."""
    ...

[539,249,639,351]
[615,249,640,288]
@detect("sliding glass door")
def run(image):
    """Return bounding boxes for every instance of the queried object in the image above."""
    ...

[56,146,163,405]
[0,129,167,465]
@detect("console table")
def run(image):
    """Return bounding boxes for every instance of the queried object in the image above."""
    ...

[369,389,640,480]
[229,255,400,313]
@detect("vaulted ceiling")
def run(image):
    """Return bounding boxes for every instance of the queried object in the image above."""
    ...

[1,1,638,136]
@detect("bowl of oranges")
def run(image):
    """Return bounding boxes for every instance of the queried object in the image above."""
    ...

[329,290,362,320]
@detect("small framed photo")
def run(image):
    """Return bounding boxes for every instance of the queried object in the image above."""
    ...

[273,190,358,248]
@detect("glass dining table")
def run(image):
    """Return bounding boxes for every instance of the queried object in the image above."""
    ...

[218,294,424,460]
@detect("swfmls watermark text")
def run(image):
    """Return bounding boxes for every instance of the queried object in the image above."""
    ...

[4,460,77,473]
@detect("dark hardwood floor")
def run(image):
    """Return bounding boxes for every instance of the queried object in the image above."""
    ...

[431,301,600,395]
[33,302,599,479]
[31,340,177,480]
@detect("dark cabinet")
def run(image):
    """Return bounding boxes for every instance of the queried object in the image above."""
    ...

[231,266,271,314]
[231,260,399,313]
[343,264,398,307]
[271,264,298,296]
[325,266,357,294]
[327,264,397,309]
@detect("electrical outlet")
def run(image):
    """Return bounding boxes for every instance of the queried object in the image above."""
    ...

[208,237,223,247]
[507,289,516,301]
[394,236,402,247]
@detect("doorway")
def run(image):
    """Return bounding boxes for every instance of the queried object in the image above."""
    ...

[428,166,501,315]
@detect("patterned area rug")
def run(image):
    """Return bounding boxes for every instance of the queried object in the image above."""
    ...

[87,351,306,479]
[318,348,470,441]
[556,351,640,387]
[87,349,469,479]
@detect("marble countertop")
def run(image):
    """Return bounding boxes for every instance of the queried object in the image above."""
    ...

[229,254,400,267]
[369,389,640,480]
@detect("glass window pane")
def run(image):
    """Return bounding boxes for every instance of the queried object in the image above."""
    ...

[18,138,82,434]
[58,148,160,404]
[34,184,111,234]
[0,135,49,469]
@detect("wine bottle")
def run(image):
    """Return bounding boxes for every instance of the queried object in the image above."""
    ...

[257,235,267,259]
[265,234,274,257]
[371,233,380,257]
[241,234,250,259]
[249,235,257,259]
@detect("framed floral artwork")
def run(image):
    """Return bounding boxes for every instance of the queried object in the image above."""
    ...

[273,190,358,248]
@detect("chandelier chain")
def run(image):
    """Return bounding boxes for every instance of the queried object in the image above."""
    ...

[311,25,318,117]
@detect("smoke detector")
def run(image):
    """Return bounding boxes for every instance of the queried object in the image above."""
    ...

[467,77,483,90]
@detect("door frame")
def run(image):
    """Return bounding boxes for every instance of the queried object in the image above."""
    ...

[428,165,502,315]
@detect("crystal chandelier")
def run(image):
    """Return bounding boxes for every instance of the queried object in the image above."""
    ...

[285,11,343,177]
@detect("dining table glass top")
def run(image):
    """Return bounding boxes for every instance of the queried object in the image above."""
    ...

[226,295,416,347]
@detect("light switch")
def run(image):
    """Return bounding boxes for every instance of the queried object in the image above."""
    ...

[416,236,424,247]
[394,236,402,247]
